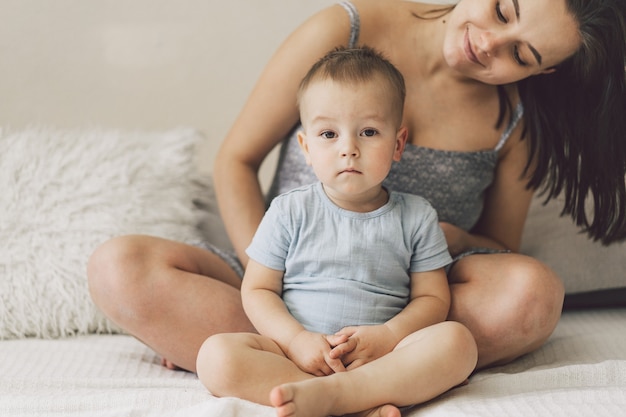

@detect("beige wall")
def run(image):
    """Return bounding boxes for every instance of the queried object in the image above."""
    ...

[0,0,336,183]
[0,1,453,182]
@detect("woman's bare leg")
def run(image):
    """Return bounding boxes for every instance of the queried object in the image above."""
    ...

[448,253,565,370]
[87,235,255,372]
[268,322,477,417]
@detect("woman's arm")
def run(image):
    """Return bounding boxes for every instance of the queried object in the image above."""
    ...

[214,5,353,265]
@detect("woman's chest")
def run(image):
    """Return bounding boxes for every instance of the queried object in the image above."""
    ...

[401,80,504,152]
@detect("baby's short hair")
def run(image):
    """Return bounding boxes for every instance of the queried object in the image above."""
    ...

[297,46,406,121]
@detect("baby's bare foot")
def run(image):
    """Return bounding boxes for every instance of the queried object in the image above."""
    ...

[270,382,332,417]
[347,404,401,417]
[270,382,401,417]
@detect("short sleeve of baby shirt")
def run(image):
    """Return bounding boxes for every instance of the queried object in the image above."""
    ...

[400,193,452,273]
[245,197,291,271]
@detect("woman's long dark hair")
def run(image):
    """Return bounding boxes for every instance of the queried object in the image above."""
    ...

[517,0,626,244]
[416,0,625,243]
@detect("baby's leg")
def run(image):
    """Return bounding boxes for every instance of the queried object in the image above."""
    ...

[196,332,314,405]
[269,321,477,417]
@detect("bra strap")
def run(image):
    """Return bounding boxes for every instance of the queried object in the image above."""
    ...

[339,1,360,48]
[494,102,524,152]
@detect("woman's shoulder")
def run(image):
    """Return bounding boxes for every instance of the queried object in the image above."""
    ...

[350,0,417,28]
[350,0,438,14]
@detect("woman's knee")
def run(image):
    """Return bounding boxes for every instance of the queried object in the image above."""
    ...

[456,254,563,332]
[505,256,564,338]
[492,258,564,365]
[87,235,157,316]
[451,254,564,367]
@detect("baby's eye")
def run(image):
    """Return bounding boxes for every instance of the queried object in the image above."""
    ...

[496,2,507,23]
[321,131,337,139]
[361,129,378,137]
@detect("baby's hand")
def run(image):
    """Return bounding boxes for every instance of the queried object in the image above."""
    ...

[330,325,398,370]
[286,330,347,376]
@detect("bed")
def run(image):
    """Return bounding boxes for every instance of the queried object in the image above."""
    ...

[1,1,625,416]
[1,309,624,417]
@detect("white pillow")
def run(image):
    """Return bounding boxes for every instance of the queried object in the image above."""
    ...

[0,127,215,339]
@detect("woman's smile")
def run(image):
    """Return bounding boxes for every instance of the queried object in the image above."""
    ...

[464,27,483,66]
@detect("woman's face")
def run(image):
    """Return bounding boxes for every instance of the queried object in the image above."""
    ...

[443,0,581,85]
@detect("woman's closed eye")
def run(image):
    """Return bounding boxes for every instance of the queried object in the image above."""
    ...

[495,2,529,67]
[513,45,528,66]
[495,2,507,23]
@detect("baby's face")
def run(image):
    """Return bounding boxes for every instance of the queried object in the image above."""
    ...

[297,77,406,211]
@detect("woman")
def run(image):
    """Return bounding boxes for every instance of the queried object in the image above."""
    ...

[88,0,626,374]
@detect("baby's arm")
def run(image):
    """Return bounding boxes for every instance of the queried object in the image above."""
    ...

[386,267,450,339]
[241,259,346,376]
[331,267,450,369]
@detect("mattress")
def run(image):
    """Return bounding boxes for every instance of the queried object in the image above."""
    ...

[1,308,624,417]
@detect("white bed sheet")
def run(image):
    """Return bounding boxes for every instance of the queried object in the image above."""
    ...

[1,308,624,417]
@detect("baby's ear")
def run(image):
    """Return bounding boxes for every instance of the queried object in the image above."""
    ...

[394,126,408,161]
[297,131,313,166]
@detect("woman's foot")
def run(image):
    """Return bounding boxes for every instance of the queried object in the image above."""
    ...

[161,357,182,371]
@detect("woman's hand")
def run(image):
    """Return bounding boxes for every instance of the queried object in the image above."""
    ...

[440,221,512,256]
[285,330,347,376]
[439,222,471,257]
[329,325,398,370]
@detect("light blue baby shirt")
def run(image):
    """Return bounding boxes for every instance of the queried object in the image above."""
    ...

[246,182,451,335]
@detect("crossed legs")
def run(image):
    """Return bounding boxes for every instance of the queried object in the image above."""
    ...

[196,321,478,417]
